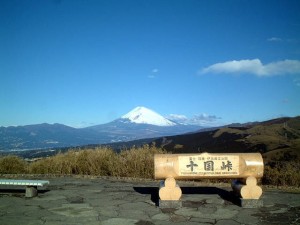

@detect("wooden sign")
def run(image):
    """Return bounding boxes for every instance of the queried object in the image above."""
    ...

[178,154,240,177]
[154,153,264,179]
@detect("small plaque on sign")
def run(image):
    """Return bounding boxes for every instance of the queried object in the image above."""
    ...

[178,154,239,177]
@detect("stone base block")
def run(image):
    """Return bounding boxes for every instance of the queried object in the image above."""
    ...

[159,200,182,209]
[240,199,263,208]
[25,186,38,198]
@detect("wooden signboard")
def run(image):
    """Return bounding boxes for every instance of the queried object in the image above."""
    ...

[154,153,264,179]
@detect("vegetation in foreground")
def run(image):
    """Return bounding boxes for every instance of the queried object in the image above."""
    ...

[0,145,164,179]
[0,145,299,187]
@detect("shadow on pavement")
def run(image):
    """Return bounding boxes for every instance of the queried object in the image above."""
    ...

[0,188,50,197]
[133,187,160,206]
[133,186,241,207]
[181,186,241,206]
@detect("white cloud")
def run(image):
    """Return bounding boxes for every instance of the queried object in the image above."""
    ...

[167,114,188,124]
[148,68,159,78]
[200,59,300,76]
[294,78,300,87]
[192,114,220,122]
[167,113,222,126]
[267,37,282,42]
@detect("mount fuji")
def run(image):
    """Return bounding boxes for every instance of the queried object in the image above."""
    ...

[0,106,203,151]
[84,106,202,143]
[121,106,176,126]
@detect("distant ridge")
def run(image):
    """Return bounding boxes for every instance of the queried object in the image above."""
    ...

[0,106,202,151]
[3,115,300,160]
[3,106,298,156]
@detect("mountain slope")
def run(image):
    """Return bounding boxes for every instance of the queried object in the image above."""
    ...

[151,116,300,162]
[0,123,100,150]
[83,118,201,143]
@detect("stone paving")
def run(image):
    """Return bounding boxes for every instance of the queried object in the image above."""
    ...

[0,176,299,225]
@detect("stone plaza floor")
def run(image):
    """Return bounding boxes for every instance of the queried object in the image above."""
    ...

[0,176,299,225]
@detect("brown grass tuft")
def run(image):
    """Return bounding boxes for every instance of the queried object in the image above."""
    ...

[0,155,28,174]
[263,159,300,187]
[27,144,165,178]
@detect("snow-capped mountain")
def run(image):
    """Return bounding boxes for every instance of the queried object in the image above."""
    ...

[0,106,203,151]
[83,106,201,143]
[121,106,176,126]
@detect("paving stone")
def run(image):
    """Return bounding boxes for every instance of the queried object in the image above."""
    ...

[169,214,187,222]
[49,203,98,218]
[0,216,45,225]
[159,200,182,209]
[151,213,170,221]
[206,197,225,204]
[241,199,264,208]
[33,193,66,201]
[100,217,138,225]
[174,206,238,220]
[118,209,150,220]
[155,221,204,225]
[189,217,216,224]
[182,200,205,208]
[215,219,240,225]
[198,205,217,214]
[270,207,289,214]
[232,209,260,225]
[212,207,239,219]
[119,201,151,210]
[0,177,299,225]
[174,207,201,217]
[97,206,119,217]
[22,205,53,217]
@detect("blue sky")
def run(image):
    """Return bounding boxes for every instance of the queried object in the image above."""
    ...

[1,0,300,127]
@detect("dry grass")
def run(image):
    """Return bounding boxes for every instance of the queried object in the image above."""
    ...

[28,144,165,179]
[0,155,28,174]
[262,159,300,187]
[0,145,299,187]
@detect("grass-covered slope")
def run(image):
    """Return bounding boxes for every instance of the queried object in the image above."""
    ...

[152,116,300,161]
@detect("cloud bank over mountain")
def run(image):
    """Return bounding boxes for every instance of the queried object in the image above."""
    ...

[167,113,222,126]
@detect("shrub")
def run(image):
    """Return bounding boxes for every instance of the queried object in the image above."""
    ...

[28,145,164,178]
[73,148,117,176]
[115,144,165,178]
[29,148,116,175]
[0,156,28,174]
[262,160,300,187]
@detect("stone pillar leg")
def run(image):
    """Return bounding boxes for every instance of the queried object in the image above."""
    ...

[158,177,182,208]
[231,176,263,208]
[26,186,38,198]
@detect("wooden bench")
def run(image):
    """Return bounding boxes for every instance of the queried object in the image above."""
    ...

[154,153,264,207]
[0,179,50,197]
